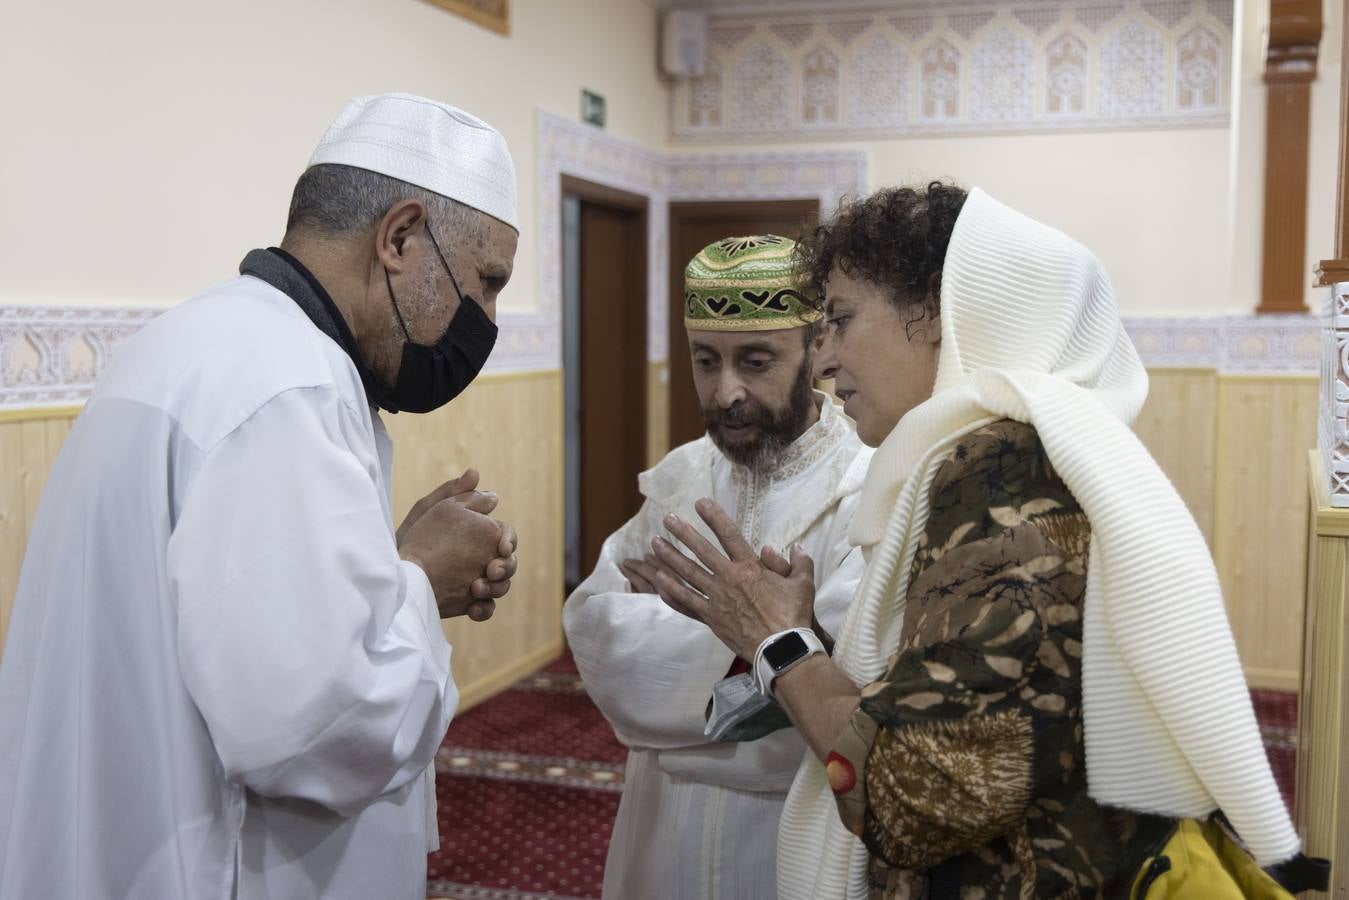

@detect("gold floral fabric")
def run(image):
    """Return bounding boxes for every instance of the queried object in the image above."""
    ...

[828,421,1171,899]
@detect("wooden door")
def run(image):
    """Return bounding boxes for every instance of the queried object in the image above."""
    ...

[667,199,820,450]
[574,186,647,579]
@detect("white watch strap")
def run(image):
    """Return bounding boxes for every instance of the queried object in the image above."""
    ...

[753,627,826,697]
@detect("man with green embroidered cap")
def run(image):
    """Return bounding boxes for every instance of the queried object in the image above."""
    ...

[564,235,872,899]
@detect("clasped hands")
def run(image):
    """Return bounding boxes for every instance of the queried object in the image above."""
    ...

[620,497,816,662]
[397,468,518,621]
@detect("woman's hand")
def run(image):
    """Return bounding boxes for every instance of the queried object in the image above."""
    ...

[645,497,817,661]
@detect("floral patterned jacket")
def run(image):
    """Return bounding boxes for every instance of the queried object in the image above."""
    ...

[826,420,1172,899]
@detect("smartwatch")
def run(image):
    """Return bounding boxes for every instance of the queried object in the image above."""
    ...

[753,628,826,696]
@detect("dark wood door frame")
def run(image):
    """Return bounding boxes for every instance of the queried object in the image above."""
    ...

[563,174,649,581]
[562,175,651,217]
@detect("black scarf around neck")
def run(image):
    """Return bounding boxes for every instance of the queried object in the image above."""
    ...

[239,247,388,410]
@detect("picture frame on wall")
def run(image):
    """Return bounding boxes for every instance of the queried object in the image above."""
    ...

[425,0,509,36]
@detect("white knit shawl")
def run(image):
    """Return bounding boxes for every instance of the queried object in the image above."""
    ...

[776,189,1300,900]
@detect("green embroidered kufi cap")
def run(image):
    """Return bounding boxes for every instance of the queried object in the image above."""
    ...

[683,235,823,331]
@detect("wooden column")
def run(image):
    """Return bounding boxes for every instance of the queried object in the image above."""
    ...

[1260,0,1323,312]
[1318,0,1349,285]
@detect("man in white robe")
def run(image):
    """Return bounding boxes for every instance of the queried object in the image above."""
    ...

[0,94,521,900]
[564,236,871,900]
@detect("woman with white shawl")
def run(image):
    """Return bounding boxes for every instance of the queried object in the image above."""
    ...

[643,183,1313,898]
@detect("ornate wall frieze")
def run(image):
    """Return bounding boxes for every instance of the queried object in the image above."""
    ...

[0,305,160,408]
[0,305,558,408]
[1126,314,1320,372]
[671,0,1232,143]
[2,303,1316,410]
[1319,285,1349,506]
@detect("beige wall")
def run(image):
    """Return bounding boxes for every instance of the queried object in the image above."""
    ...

[869,129,1233,316]
[23,1,1289,317]
[662,0,1344,318]
[668,126,1233,315]
[0,0,667,312]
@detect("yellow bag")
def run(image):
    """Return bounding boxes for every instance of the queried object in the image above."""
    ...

[1131,818,1329,899]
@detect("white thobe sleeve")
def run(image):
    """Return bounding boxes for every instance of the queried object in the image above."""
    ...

[563,501,737,750]
[813,543,866,641]
[169,387,457,815]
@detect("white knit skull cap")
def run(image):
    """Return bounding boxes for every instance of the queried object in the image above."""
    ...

[307,93,519,231]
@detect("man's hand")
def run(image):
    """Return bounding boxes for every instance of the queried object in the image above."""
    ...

[644,498,817,660]
[619,557,660,594]
[399,491,503,620]
[467,521,519,622]
[398,470,521,621]
[397,469,498,545]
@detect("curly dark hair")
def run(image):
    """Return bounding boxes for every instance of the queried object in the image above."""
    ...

[795,181,968,327]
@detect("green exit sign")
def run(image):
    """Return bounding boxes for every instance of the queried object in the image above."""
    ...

[582,90,606,128]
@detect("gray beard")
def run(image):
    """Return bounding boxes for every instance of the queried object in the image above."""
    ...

[714,428,795,471]
[706,356,816,471]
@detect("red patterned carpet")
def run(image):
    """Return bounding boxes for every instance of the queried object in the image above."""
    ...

[427,655,1299,900]
[427,655,626,900]
[1251,688,1298,813]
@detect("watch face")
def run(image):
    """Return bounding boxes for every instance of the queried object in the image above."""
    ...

[764,632,809,671]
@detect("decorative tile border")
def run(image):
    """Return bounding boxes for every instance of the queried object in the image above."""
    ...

[1319,284,1349,506]
[483,312,560,376]
[2,303,1319,410]
[0,305,161,408]
[671,0,1231,143]
[1125,314,1320,373]
[0,304,557,409]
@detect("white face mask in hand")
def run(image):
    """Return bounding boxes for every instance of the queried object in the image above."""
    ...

[704,672,774,741]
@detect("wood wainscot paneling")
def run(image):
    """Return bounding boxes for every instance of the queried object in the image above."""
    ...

[384,370,564,711]
[0,406,78,662]
[1213,374,1319,691]
[1133,369,1317,690]
[647,361,670,468]
[0,367,1316,699]
[0,371,564,712]
[1133,368,1220,545]
[1299,452,1349,897]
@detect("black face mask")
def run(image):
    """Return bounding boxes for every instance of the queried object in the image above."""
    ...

[381,224,498,414]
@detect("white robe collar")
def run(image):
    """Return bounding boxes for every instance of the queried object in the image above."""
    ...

[639,392,869,551]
